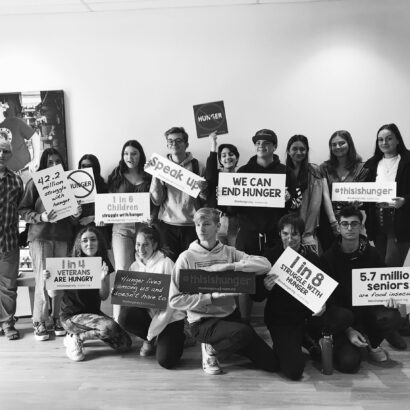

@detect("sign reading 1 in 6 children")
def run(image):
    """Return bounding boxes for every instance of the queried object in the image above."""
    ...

[352,267,410,306]
[332,182,396,203]
[45,257,102,290]
[33,164,78,221]
[217,173,286,208]
[95,193,150,224]
[270,247,338,313]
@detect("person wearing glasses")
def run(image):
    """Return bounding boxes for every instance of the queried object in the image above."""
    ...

[150,126,206,261]
[320,205,401,373]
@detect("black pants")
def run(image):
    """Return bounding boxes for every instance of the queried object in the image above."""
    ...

[189,310,279,373]
[235,229,277,255]
[118,306,185,369]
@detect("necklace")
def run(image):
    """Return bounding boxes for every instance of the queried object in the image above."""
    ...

[381,155,400,175]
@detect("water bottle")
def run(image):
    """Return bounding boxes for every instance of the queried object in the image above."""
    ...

[320,333,333,375]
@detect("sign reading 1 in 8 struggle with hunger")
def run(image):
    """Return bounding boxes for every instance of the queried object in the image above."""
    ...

[352,267,410,306]
[95,193,150,224]
[270,247,338,313]
[217,173,286,208]
[193,100,228,138]
[332,182,396,203]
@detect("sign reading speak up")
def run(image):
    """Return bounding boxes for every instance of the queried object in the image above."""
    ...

[193,100,228,138]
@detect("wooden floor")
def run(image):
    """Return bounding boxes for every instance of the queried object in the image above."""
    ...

[1,318,410,410]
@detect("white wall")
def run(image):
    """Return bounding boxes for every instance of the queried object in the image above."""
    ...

[1,0,410,176]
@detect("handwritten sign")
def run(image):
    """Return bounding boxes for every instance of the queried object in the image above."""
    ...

[270,247,338,313]
[332,182,396,203]
[95,193,150,224]
[33,164,78,221]
[217,173,286,208]
[352,267,410,306]
[111,270,171,309]
[66,168,96,204]
[145,153,204,198]
[179,269,255,294]
[45,257,102,290]
[193,100,228,138]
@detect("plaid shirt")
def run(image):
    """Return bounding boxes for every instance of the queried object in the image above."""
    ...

[0,168,23,254]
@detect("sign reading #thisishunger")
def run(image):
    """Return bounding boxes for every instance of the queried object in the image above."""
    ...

[332,182,396,203]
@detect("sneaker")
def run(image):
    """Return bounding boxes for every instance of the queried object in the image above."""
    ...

[2,324,20,340]
[53,318,66,337]
[201,343,222,375]
[385,330,407,350]
[368,345,389,362]
[33,322,50,341]
[64,334,85,362]
[140,340,156,357]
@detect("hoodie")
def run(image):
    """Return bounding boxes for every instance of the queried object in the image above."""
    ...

[169,240,271,323]
[128,250,185,341]
[150,152,206,226]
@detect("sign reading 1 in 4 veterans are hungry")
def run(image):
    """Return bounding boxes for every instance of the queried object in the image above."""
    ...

[145,153,205,198]
[179,269,255,294]
[94,193,150,224]
[352,267,410,306]
[270,247,338,313]
[111,270,171,310]
[45,257,102,290]
[66,167,96,204]
[33,164,78,221]
[217,173,286,208]
[193,100,228,138]
[332,182,396,203]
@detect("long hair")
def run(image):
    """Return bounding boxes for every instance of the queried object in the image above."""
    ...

[107,140,147,191]
[325,130,361,172]
[136,224,171,258]
[78,154,106,191]
[286,135,309,192]
[71,226,109,261]
[374,123,408,160]
[38,148,67,171]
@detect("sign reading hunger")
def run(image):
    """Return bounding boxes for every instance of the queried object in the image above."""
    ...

[193,100,228,138]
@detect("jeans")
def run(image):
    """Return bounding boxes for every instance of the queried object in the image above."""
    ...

[0,248,19,327]
[30,239,69,323]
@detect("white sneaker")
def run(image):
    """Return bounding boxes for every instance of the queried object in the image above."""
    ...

[368,345,389,362]
[201,343,222,375]
[64,334,85,362]
[140,340,156,357]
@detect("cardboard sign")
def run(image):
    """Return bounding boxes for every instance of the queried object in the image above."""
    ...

[33,164,78,221]
[352,267,410,306]
[270,247,338,313]
[145,153,205,198]
[332,182,396,203]
[111,270,171,309]
[217,173,286,208]
[179,269,255,294]
[45,257,102,290]
[66,168,96,204]
[94,193,150,224]
[193,100,228,138]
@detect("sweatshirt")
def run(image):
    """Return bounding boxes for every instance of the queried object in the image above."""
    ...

[128,250,185,341]
[169,240,271,323]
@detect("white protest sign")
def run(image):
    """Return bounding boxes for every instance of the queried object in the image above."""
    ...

[33,164,78,221]
[270,247,338,313]
[217,173,286,208]
[332,182,396,203]
[145,153,205,198]
[66,168,96,204]
[45,257,102,290]
[352,267,410,306]
[95,193,150,224]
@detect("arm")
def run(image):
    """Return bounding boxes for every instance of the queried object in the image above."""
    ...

[150,176,167,206]
[231,250,271,275]
[99,262,111,300]
[322,178,338,233]
[18,179,43,224]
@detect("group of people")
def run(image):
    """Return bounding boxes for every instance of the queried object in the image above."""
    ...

[0,122,409,380]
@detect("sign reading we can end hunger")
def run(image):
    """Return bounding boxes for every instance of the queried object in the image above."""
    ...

[33,164,78,221]
[45,257,102,290]
[66,168,96,204]
[95,193,150,224]
[145,153,205,198]
[270,247,338,313]
[111,270,171,310]
[352,267,410,306]
[332,182,396,203]
[193,100,228,138]
[217,173,286,208]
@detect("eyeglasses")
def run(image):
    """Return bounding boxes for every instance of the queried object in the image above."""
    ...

[167,138,184,146]
[339,221,361,228]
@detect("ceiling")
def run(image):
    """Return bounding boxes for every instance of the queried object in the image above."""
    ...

[0,0,342,15]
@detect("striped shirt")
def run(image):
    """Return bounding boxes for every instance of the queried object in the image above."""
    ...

[0,168,23,254]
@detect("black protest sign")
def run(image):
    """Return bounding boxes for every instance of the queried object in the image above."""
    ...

[111,270,170,309]
[179,269,255,294]
[193,100,228,138]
